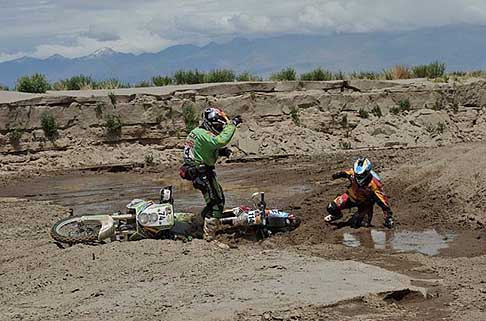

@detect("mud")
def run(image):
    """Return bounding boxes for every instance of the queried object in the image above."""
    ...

[1,143,486,320]
[341,228,456,256]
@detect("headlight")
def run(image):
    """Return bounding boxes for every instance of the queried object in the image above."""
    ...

[149,213,158,223]
[139,213,149,225]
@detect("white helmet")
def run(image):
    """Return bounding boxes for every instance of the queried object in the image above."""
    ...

[353,157,372,186]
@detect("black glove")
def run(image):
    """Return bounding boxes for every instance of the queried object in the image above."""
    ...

[384,212,394,229]
[218,147,232,157]
[232,116,242,127]
[332,172,344,180]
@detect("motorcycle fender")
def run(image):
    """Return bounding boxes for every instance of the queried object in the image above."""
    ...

[79,215,116,241]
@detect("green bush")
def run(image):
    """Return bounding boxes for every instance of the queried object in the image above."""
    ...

[16,73,51,93]
[399,99,411,111]
[144,152,155,166]
[358,108,369,118]
[412,65,428,78]
[152,75,173,86]
[95,102,104,119]
[371,106,383,117]
[383,69,394,80]
[95,79,128,89]
[108,92,117,106]
[0,84,9,91]
[182,104,198,132]
[174,70,205,85]
[236,72,260,81]
[204,69,235,83]
[412,61,446,78]
[436,122,446,134]
[9,129,22,146]
[425,122,446,135]
[390,99,412,115]
[104,114,122,137]
[340,114,348,128]
[290,106,300,126]
[390,106,401,115]
[333,71,345,80]
[300,68,334,81]
[339,141,352,149]
[51,81,67,91]
[41,112,59,140]
[269,68,297,81]
[52,75,95,90]
[135,80,152,87]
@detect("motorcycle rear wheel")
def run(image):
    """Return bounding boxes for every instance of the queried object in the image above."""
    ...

[51,215,101,244]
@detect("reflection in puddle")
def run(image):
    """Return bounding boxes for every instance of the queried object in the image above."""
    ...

[0,168,310,216]
[343,229,455,256]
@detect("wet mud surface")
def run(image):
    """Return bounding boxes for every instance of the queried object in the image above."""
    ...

[1,145,486,320]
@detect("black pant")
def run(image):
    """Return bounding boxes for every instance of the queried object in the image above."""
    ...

[192,167,225,219]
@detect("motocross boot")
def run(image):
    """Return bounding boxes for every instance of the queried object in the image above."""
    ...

[324,202,343,222]
[384,213,394,229]
[203,217,220,241]
[348,212,364,228]
[204,217,230,249]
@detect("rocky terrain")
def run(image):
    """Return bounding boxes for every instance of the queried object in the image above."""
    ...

[1,80,486,321]
[1,79,486,180]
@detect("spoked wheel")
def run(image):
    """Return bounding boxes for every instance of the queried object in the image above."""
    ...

[51,215,102,244]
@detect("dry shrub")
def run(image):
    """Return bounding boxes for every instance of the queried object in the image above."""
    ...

[392,65,412,79]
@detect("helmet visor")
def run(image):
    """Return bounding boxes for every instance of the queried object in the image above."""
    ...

[355,172,370,186]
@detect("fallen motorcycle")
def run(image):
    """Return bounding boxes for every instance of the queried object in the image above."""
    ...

[219,191,300,237]
[50,187,300,244]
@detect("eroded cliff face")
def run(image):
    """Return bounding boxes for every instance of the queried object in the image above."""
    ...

[0,79,485,176]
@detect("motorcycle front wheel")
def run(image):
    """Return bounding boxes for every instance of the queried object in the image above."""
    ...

[51,215,101,244]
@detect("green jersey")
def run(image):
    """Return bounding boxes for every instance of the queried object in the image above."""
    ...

[183,124,236,167]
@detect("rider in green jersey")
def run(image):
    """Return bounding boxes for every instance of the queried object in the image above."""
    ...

[180,107,242,240]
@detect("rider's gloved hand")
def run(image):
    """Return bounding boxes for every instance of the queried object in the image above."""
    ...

[218,147,232,157]
[232,116,242,127]
[384,212,394,229]
[332,172,342,180]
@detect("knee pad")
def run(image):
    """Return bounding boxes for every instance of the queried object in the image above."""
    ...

[327,202,339,215]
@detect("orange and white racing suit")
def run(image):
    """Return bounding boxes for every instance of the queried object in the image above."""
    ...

[327,168,393,226]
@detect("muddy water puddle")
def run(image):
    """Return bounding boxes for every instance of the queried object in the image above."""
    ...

[342,229,456,256]
[0,164,311,216]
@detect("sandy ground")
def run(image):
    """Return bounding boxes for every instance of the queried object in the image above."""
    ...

[1,143,486,320]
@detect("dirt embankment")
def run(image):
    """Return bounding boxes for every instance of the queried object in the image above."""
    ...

[1,79,486,180]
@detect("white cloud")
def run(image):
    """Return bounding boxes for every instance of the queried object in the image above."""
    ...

[0,52,26,63]
[1,0,486,61]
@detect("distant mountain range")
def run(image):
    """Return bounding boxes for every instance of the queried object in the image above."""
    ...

[1,25,486,88]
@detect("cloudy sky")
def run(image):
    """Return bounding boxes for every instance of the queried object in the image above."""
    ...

[1,0,486,62]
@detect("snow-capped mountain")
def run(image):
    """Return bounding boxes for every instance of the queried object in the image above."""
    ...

[1,25,486,88]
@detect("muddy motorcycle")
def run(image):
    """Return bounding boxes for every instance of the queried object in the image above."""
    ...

[50,187,300,244]
[219,192,301,237]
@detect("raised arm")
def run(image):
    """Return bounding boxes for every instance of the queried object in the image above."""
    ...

[201,123,236,149]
